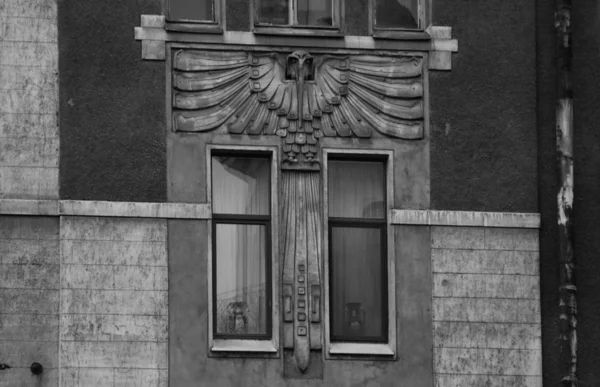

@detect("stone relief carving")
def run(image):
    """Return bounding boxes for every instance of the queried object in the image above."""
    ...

[172,49,425,170]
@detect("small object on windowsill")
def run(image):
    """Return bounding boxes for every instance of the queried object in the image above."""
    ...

[345,302,365,337]
[227,301,249,334]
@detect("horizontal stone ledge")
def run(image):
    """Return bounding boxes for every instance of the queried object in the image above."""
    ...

[0,199,210,219]
[391,209,540,229]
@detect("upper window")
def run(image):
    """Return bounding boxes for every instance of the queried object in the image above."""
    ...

[254,0,341,35]
[256,0,334,27]
[370,0,428,39]
[169,0,213,22]
[167,0,222,32]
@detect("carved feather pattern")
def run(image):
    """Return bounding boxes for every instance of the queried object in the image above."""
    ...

[172,49,425,167]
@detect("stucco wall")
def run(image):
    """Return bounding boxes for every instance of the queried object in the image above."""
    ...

[430,0,538,213]
[58,0,166,202]
[432,226,542,386]
[0,0,59,199]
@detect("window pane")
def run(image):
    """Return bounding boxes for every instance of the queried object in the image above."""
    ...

[212,156,270,215]
[330,226,385,341]
[215,223,268,336]
[375,0,419,29]
[297,0,333,26]
[328,160,385,219]
[169,0,213,21]
[257,0,289,25]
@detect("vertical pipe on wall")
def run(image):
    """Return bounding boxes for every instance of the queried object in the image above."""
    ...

[555,0,577,386]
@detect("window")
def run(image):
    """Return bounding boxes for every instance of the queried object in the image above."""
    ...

[208,148,279,353]
[167,0,222,33]
[324,150,396,357]
[370,0,429,39]
[329,159,387,343]
[253,0,342,35]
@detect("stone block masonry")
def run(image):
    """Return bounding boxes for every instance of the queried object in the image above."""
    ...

[431,226,542,387]
[59,217,168,387]
[0,0,59,199]
[0,216,60,387]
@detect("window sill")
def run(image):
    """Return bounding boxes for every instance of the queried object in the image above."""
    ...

[372,29,431,40]
[328,342,395,356]
[165,21,223,34]
[211,339,278,353]
[253,26,343,38]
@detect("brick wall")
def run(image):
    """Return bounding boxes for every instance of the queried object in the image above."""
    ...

[0,216,60,387]
[59,217,168,387]
[0,0,59,199]
[431,226,542,386]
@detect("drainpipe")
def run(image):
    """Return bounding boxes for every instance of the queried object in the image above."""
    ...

[555,1,577,386]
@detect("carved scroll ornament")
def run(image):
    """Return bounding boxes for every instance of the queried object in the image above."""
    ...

[172,50,424,169]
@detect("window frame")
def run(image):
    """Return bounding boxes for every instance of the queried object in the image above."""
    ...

[251,0,344,37]
[207,145,280,355]
[165,0,223,34]
[323,149,397,357]
[368,0,431,40]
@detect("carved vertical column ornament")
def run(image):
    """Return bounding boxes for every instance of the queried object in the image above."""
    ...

[281,172,322,372]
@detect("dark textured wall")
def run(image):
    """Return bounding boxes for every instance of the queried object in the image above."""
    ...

[430,1,538,212]
[59,0,166,202]
[570,2,600,385]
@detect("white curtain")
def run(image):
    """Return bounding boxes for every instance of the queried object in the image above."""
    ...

[212,156,269,335]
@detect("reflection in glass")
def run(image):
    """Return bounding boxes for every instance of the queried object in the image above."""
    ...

[328,160,385,219]
[212,156,270,215]
[257,0,289,25]
[297,0,333,26]
[375,0,419,29]
[330,226,385,341]
[169,0,213,21]
[215,223,268,335]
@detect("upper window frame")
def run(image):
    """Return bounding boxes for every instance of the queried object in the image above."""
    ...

[206,144,280,355]
[165,0,223,34]
[368,0,431,40]
[322,148,397,358]
[251,0,344,37]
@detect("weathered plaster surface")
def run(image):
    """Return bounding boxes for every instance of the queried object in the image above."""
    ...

[0,0,59,199]
[431,226,542,386]
[60,217,168,387]
[0,216,60,387]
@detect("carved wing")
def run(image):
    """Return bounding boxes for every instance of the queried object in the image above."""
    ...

[313,55,424,139]
[172,50,287,134]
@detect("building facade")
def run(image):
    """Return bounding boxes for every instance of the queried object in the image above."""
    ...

[1,0,599,386]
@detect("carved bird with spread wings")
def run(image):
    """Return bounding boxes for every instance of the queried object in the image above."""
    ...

[172,49,424,169]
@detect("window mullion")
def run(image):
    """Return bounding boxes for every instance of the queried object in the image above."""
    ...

[290,0,298,26]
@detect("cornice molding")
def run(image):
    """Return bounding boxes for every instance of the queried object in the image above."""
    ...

[0,199,210,219]
[0,199,539,228]
[134,15,458,69]
[391,209,541,229]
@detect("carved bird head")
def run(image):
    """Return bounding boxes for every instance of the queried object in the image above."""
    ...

[286,51,314,81]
